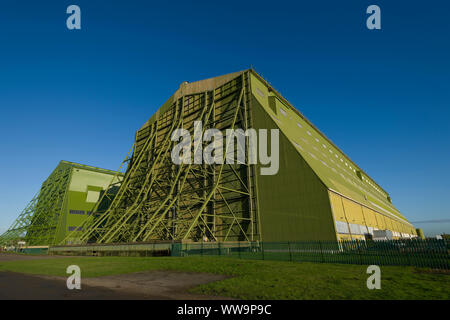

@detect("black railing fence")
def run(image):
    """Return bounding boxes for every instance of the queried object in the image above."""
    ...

[171,239,450,270]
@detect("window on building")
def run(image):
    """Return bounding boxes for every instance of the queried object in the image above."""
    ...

[69,210,85,215]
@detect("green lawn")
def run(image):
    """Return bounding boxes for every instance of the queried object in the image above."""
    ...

[0,255,448,299]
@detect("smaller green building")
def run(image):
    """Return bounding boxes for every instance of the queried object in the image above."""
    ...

[0,161,121,246]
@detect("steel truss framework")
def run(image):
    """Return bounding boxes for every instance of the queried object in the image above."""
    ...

[64,73,260,244]
[0,164,71,246]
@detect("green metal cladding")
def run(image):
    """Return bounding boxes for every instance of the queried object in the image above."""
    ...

[252,95,336,241]
[0,161,121,246]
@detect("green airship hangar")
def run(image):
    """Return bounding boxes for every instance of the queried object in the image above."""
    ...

[0,70,419,252]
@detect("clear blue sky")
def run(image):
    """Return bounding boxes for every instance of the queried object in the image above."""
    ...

[0,1,449,236]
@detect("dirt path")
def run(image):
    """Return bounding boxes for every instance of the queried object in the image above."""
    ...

[0,253,232,300]
[40,271,232,300]
[0,271,231,300]
[0,271,151,300]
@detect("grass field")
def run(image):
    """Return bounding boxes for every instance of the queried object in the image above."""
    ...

[0,255,449,299]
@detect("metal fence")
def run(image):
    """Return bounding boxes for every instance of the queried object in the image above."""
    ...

[171,239,450,270]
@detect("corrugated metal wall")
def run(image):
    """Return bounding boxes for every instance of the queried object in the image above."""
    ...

[329,191,417,240]
[251,96,337,241]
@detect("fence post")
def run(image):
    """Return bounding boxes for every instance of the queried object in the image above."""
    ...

[201,241,203,256]
[288,241,292,262]
[319,241,324,263]
[238,241,241,259]
[356,240,362,265]
[405,241,411,266]
[261,241,265,260]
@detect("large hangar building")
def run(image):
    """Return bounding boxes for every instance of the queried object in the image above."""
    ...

[0,161,121,246]
[70,70,417,244]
